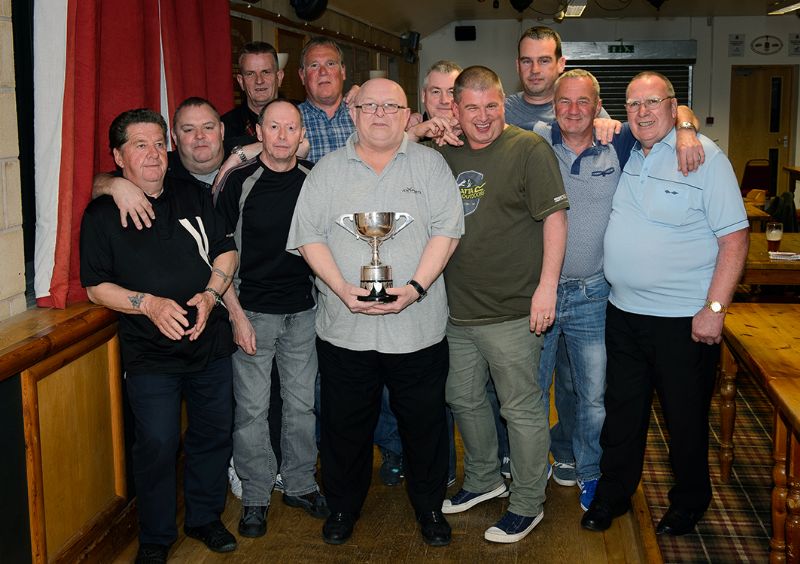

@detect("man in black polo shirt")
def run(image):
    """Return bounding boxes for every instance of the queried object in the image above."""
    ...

[80,108,238,564]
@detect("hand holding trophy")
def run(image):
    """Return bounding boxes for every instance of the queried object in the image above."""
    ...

[337,211,414,302]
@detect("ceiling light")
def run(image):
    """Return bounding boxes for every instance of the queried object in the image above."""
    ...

[565,0,587,17]
[768,1,800,14]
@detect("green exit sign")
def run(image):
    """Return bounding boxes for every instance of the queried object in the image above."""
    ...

[608,45,634,54]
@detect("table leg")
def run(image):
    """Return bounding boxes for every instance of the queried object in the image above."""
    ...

[771,410,788,563]
[787,430,800,564]
[719,342,738,483]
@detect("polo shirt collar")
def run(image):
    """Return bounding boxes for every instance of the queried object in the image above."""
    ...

[345,132,409,162]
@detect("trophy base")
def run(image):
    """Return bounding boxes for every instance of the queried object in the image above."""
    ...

[358,277,396,302]
[357,294,397,302]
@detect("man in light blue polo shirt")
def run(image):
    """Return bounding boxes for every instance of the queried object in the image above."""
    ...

[582,71,748,536]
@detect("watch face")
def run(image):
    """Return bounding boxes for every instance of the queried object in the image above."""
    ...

[710,301,722,313]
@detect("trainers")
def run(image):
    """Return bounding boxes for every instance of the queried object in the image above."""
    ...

[447,473,457,488]
[484,510,544,543]
[274,473,284,492]
[238,505,268,538]
[579,479,599,512]
[441,483,508,514]
[228,460,242,499]
[184,520,237,552]
[379,449,404,486]
[135,543,169,564]
[552,460,577,487]
[500,456,511,479]
[283,490,331,519]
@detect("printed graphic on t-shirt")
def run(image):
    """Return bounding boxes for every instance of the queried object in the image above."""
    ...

[455,170,485,216]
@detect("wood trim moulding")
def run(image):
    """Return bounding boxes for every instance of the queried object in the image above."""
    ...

[0,304,118,383]
[229,4,403,57]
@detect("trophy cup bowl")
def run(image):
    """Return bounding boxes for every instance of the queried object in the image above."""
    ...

[336,211,414,302]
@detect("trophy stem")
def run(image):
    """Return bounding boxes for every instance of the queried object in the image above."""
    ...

[370,238,382,266]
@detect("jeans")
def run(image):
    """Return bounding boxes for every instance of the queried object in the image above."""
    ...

[538,272,609,482]
[233,308,318,504]
[126,357,233,546]
[446,317,549,517]
[374,386,403,456]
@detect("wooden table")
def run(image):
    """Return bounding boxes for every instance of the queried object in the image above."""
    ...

[718,303,800,562]
[741,232,800,285]
[745,201,771,232]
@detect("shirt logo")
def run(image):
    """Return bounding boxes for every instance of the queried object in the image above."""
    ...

[592,167,616,177]
[455,170,485,216]
[664,189,679,195]
[402,187,422,195]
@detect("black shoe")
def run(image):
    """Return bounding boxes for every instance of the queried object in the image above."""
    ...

[184,520,237,553]
[655,506,704,536]
[135,543,169,564]
[581,500,630,532]
[417,510,452,547]
[322,512,357,545]
[379,449,404,486]
[283,490,331,519]
[238,505,268,538]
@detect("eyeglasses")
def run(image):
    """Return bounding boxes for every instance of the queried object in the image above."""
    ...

[624,96,675,111]
[354,103,407,114]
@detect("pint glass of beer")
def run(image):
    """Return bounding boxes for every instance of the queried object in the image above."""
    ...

[766,221,783,252]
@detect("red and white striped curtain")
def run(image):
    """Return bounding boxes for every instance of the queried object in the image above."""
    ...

[34,0,233,308]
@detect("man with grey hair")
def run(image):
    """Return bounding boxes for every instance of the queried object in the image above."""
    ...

[222,41,284,153]
[288,78,464,547]
[437,65,568,544]
[297,37,355,163]
[582,71,747,535]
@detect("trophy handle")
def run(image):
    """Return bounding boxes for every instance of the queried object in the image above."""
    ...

[336,214,362,240]
[390,212,414,238]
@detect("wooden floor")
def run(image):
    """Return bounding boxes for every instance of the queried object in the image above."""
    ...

[114,449,657,563]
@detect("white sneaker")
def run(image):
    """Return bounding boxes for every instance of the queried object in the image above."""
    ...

[274,473,284,492]
[441,483,508,514]
[500,456,512,479]
[228,460,242,500]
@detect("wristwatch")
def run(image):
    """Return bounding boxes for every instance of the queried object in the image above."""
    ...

[704,300,728,313]
[232,145,247,162]
[407,279,427,302]
[677,121,696,131]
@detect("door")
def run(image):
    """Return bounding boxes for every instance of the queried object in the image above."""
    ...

[728,65,797,195]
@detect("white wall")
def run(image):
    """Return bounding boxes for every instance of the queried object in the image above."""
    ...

[420,15,800,164]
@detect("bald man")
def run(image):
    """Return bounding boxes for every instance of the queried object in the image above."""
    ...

[288,79,464,547]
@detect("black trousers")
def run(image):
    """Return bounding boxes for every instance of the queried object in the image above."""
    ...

[317,337,449,516]
[126,357,233,546]
[595,304,718,513]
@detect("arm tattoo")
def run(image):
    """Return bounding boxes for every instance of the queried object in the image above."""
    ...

[212,267,231,284]
[128,292,145,309]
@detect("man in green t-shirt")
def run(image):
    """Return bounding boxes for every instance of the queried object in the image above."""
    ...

[437,66,568,544]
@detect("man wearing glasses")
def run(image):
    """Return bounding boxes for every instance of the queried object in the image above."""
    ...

[288,78,464,547]
[581,72,748,535]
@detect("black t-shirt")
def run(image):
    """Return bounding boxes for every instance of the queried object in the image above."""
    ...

[216,158,315,314]
[221,104,259,154]
[80,176,236,374]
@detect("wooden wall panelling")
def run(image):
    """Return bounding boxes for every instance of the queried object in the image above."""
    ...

[20,324,127,562]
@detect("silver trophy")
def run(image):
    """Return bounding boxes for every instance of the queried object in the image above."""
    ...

[336,211,414,302]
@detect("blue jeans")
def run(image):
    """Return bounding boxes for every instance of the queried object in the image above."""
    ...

[374,386,403,456]
[538,272,609,482]
[233,308,318,504]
